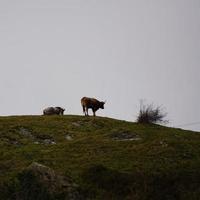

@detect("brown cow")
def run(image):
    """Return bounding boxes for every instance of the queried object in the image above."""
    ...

[81,97,105,116]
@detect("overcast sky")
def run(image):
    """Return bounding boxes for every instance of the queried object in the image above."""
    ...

[0,0,199,131]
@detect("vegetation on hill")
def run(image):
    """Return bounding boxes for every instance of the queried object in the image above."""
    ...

[0,115,200,199]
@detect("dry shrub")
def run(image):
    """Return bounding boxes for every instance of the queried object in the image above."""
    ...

[136,100,168,124]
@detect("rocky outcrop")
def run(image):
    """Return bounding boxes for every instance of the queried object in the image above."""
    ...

[17,162,81,200]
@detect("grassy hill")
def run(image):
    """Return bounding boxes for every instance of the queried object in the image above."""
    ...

[0,115,200,199]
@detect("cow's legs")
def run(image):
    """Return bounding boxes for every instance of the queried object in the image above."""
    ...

[86,108,89,116]
[92,108,96,117]
[82,106,87,116]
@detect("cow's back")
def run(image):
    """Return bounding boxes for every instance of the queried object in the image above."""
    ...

[81,97,98,108]
[43,107,55,115]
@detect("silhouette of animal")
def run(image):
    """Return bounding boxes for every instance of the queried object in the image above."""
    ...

[81,97,105,116]
[43,107,65,115]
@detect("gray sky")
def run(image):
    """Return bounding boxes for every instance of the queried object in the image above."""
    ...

[0,0,200,131]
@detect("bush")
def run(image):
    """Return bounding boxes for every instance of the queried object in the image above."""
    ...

[136,101,167,124]
[82,165,134,198]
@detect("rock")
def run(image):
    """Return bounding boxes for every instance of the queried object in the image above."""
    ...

[43,139,56,145]
[17,162,81,200]
[159,140,168,147]
[19,127,34,139]
[72,122,81,127]
[65,135,73,140]
[110,130,141,141]
[18,127,57,145]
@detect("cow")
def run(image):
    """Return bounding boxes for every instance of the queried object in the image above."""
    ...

[43,107,65,115]
[81,97,105,116]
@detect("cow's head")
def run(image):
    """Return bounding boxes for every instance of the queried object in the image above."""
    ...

[100,101,105,109]
[56,107,65,115]
[60,108,65,115]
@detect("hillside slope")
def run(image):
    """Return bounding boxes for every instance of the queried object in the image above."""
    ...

[0,115,200,200]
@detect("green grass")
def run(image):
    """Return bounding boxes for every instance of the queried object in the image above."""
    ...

[0,115,200,199]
